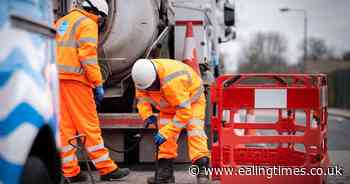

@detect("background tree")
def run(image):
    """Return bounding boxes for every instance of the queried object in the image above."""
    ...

[238,32,289,73]
[308,37,328,60]
[342,50,350,61]
[299,37,334,61]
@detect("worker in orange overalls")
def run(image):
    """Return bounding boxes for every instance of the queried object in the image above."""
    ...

[55,0,129,182]
[132,59,210,184]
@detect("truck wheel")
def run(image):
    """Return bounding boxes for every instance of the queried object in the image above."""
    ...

[20,156,54,184]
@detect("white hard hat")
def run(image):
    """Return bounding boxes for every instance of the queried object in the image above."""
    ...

[132,59,157,90]
[82,0,109,16]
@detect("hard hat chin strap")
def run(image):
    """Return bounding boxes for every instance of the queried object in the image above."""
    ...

[98,16,106,31]
[146,75,160,91]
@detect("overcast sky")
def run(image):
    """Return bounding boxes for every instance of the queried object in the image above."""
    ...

[222,0,350,72]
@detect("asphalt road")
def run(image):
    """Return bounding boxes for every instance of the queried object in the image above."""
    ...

[328,116,350,150]
[327,116,350,184]
[75,115,350,184]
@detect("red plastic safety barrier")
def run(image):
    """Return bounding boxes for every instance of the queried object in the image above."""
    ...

[210,74,329,184]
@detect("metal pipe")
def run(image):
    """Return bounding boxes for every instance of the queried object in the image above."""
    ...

[68,135,96,184]
[145,26,171,59]
[154,121,160,184]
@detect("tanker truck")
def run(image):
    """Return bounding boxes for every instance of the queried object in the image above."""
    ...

[53,0,236,163]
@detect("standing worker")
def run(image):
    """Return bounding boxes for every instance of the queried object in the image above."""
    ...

[55,0,129,182]
[132,59,210,184]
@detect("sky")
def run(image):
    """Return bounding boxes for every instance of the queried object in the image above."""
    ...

[221,0,350,72]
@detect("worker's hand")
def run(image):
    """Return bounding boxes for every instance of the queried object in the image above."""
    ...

[94,85,105,105]
[153,132,166,146]
[144,115,157,128]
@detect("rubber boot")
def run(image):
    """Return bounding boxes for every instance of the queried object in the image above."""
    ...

[147,159,175,184]
[64,172,87,183]
[100,168,130,181]
[193,157,210,184]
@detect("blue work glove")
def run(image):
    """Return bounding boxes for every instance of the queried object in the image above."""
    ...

[153,132,166,146]
[94,85,104,105]
[144,115,157,128]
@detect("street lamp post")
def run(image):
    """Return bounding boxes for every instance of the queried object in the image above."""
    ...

[280,8,308,72]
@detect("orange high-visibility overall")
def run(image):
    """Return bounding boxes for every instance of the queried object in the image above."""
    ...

[55,9,117,177]
[136,59,210,162]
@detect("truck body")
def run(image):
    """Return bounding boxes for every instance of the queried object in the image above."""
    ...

[54,0,235,163]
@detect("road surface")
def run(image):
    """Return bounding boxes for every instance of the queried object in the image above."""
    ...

[75,115,349,184]
[327,115,350,184]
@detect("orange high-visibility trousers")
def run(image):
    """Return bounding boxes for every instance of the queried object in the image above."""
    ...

[157,96,210,162]
[59,80,117,177]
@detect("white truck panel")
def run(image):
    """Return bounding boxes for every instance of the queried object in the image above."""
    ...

[175,25,207,63]
[173,0,210,63]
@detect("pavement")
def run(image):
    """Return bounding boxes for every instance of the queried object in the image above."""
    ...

[328,151,350,184]
[73,170,206,184]
[328,108,350,119]
[327,115,350,184]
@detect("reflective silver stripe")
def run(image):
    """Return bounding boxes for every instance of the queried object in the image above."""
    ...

[57,16,87,48]
[92,153,110,165]
[58,64,84,74]
[81,58,98,65]
[189,119,204,127]
[57,40,76,47]
[58,36,97,47]
[187,130,207,137]
[176,100,191,109]
[159,118,171,125]
[138,97,159,107]
[172,119,186,129]
[176,86,204,109]
[174,134,180,141]
[69,16,87,40]
[61,145,74,153]
[62,155,77,164]
[159,99,169,108]
[162,70,191,85]
[87,143,105,153]
[78,37,97,46]
[190,86,204,103]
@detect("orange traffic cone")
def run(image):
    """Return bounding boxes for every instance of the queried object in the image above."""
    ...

[183,22,201,74]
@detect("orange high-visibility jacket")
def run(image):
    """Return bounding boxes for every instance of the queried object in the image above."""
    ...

[136,59,205,139]
[55,9,103,87]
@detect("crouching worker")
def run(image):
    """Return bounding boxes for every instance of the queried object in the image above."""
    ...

[131,59,210,184]
[55,0,129,182]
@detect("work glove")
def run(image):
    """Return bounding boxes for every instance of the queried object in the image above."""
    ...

[94,85,104,106]
[144,115,157,128]
[153,132,166,146]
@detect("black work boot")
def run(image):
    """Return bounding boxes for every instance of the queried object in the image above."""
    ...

[64,172,87,183]
[100,168,130,181]
[193,157,210,184]
[147,159,175,184]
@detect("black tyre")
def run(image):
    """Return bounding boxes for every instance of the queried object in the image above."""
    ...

[20,156,54,184]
